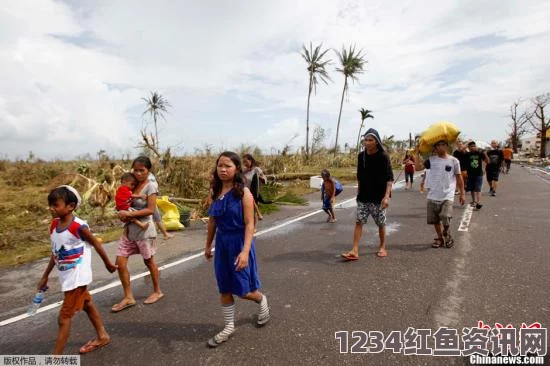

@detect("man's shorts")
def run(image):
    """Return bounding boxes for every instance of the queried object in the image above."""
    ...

[427,199,453,226]
[60,286,92,320]
[466,175,483,192]
[486,168,500,182]
[356,201,386,227]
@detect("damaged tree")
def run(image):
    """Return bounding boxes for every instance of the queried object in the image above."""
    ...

[526,93,550,158]
[508,101,529,153]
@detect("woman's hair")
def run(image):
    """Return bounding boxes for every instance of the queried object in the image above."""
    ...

[321,169,331,178]
[211,151,245,200]
[242,153,257,167]
[132,156,152,170]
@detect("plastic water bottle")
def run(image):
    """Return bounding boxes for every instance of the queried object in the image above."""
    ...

[27,287,48,316]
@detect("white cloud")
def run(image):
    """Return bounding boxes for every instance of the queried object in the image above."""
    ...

[1,0,550,159]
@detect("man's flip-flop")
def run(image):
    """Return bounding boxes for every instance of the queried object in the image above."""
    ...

[111,300,136,313]
[341,252,359,261]
[144,293,164,305]
[79,340,110,354]
[376,251,388,258]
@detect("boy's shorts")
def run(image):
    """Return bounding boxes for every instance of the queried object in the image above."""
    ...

[427,199,453,226]
[322,196,333,210]
[356,201,386,227]
[466,175,483,192]
[60,286,92,320]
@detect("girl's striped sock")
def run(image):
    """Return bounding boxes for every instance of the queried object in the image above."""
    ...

[257,294,270,326]
[207,303,235,347]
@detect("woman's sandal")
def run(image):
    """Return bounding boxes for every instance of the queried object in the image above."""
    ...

[432,238,445,248]
[111,299,136,313]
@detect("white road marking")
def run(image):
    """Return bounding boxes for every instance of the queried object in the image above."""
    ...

[458,204,474,231]
[433,228,473,328]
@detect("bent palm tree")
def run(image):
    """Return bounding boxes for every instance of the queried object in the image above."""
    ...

[301,43,332,158]
[334,45,367,156]
[356,108,374,150]
[142,91,171,151]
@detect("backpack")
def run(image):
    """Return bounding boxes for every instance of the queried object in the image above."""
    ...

[334,179,343,196]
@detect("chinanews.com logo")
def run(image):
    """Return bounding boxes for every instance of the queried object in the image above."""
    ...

[334,320,547,364]
[468,321,547,365]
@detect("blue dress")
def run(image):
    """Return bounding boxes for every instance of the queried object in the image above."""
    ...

[208,190,261,297]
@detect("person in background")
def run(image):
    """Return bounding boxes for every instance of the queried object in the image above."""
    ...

[402,151,416,190]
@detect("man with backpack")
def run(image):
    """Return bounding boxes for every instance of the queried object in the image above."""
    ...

[320,169,343,223]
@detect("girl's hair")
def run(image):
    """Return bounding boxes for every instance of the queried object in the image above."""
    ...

[211,151,245,200]
[242,153,257,167]
[48,186,79,207]
[132,156,152,170]
[321,169,331,178]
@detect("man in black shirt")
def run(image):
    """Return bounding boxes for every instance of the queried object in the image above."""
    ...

[452,140,469,191]
[341,128,394,260]
[485,140,504,196]
[465,141,488,210]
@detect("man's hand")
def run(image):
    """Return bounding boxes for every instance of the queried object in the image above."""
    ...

[459,193,466,206]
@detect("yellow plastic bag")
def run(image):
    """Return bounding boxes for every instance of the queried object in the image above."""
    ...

[418,121,460,153]
[156,196,184,231]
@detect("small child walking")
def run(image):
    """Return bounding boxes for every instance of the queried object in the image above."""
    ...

[321,169,336,223]
[36,185,117,355]
[204,151,270,348]
[115,173,149,231]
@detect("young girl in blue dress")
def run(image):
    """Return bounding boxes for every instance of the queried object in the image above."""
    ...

[204,151,270,347]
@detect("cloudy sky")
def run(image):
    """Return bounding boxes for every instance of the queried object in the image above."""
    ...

[1,0,549,160]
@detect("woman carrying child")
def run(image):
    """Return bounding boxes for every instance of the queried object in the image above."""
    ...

[205,151,270,347]
[242,154,267,224]
[112,156,164,312]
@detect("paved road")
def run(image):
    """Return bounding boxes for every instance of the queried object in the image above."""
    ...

[1,166,549,365]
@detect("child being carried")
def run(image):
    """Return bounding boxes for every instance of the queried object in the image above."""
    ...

[115,173,149,231]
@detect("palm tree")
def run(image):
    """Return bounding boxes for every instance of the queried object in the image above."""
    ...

[301,43,332,158]
[356,108,374,150]
[334,45,367,155]
[142,91,171,151]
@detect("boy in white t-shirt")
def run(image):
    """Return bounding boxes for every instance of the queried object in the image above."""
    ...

[424,141,465,248]
[36,185,117,355]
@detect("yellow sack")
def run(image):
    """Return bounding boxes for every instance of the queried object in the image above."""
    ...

[418,121,460,153]
[156,196,184,231]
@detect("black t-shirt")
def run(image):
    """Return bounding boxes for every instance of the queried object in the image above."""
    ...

[486,149,504,170]
[466,151,487,176]
[452,150,469,172]
[357,150,394,204]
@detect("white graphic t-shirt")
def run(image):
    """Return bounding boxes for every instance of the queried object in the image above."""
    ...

[425,155,461,202]
[50,217,92,292]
